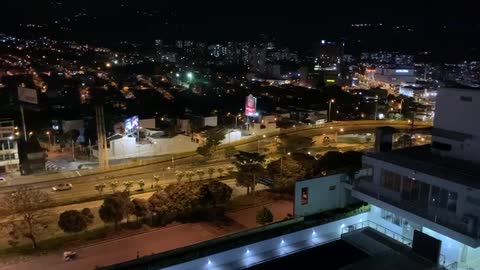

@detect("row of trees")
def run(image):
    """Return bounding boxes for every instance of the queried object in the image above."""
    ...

[100,180,233,229]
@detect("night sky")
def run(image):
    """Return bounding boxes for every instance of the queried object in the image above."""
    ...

[2,1,480,59]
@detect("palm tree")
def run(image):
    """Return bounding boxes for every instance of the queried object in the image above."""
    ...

[196,169,205,180]
[207,167,215,179]
[175,171,185,182]
[217,167,225,177]
[123,180,134,192]
[137,179,145,190]
[185,171,195,182]
[94,182,106,195]
[153,175,160,189]
[109,180,119,193]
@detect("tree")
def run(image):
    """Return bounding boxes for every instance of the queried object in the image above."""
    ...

[207,180,233,206]
[109,180,119,193]
[217,167,225,177]
[99,192,131,230]
[123,181,134,192]
[196,169,205,180]
[256,207,273,225]
[0,188,52,249]
[81,208,94,225]
[58,210,87,234]
[207,167,215,179]
[153,175,161,189]
[131,198,149,223]
[206,128,226,150]
[95,182,106,196]
[175,171,185,182]
[137,179,145,190]
[278,135,313,154]
[267,153,316,188]
[196,145,213,159]
[233,152,266,194]
[185,171,195,182]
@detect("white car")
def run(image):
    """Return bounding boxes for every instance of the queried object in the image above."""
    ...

[52,183,73,192]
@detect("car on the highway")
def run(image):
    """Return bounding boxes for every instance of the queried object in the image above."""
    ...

[52,183,73,192]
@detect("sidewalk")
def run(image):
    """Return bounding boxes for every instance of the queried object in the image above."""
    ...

[0,201,293,270]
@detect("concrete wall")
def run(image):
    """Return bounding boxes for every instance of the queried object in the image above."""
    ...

[106,135,198,160]
[294,174,349,217]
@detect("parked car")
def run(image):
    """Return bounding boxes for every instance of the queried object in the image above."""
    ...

[52,183,73,192]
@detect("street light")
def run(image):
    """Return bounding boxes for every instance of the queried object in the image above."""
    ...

[328,99,335,122]
[46,131,51,151]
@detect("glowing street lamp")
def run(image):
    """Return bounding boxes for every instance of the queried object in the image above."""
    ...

[187,72,193,80]
[328,99,335,122]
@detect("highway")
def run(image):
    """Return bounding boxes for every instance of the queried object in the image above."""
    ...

[0,120,431,204]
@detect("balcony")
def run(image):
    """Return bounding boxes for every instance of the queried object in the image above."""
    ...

[353,180,480,242]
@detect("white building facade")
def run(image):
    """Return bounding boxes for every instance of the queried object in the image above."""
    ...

[0,120,19,174]
[352,87,480,269]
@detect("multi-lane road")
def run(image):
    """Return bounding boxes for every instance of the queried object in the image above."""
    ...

[0,120,431,204]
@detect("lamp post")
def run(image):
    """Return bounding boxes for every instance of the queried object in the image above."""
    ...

[328,99,335,122]
[257,134,266,153]
[46,131,51,151]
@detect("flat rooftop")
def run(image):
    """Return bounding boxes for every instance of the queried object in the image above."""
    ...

[365,145,480,189]
[341,228,440,270]
[244,240,368,270]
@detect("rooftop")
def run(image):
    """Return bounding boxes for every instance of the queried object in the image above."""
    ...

[365,145,480,189]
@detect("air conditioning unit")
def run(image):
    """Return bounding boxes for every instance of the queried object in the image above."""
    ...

[461,215,477,236]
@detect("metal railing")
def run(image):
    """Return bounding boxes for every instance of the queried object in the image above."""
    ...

[352,183,479,239]
[341,220,413,246]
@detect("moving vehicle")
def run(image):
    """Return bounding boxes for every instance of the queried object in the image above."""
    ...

[52,183,73,192]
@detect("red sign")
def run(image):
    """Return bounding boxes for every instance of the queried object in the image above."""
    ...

[245,95,257,116]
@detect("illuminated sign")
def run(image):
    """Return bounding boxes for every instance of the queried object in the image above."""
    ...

[395,69,410,73]
[245,95,258,116]
[125,116,139,133]
[326,79,336,83]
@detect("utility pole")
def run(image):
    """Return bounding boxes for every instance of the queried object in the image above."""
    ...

[20,105,27,141]
[71,140,75,160]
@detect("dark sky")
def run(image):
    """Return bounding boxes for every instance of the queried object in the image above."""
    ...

[2,1,480,59]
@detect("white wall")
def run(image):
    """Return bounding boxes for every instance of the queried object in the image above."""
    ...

[203,116,218,127]
[221,130,242,144]
[433,88,480,163]
[105,135,198,160]
[294,174,348,217]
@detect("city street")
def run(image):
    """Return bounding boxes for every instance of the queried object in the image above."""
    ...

[0,120,431,204]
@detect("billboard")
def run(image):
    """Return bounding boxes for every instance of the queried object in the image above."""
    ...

[125,116,139,133]
[245,95,257,116]
[18,87,38,104]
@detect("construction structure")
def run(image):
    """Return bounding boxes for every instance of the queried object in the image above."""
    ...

[95,105,109,170]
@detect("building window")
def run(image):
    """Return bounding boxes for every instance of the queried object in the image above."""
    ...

[432,141,452,151]
[431,186,457,213]
[362,164,374,182]
[382,170,401,192]
[460,96,472,102]
[301,187,308,205]
[329,185,337,191]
